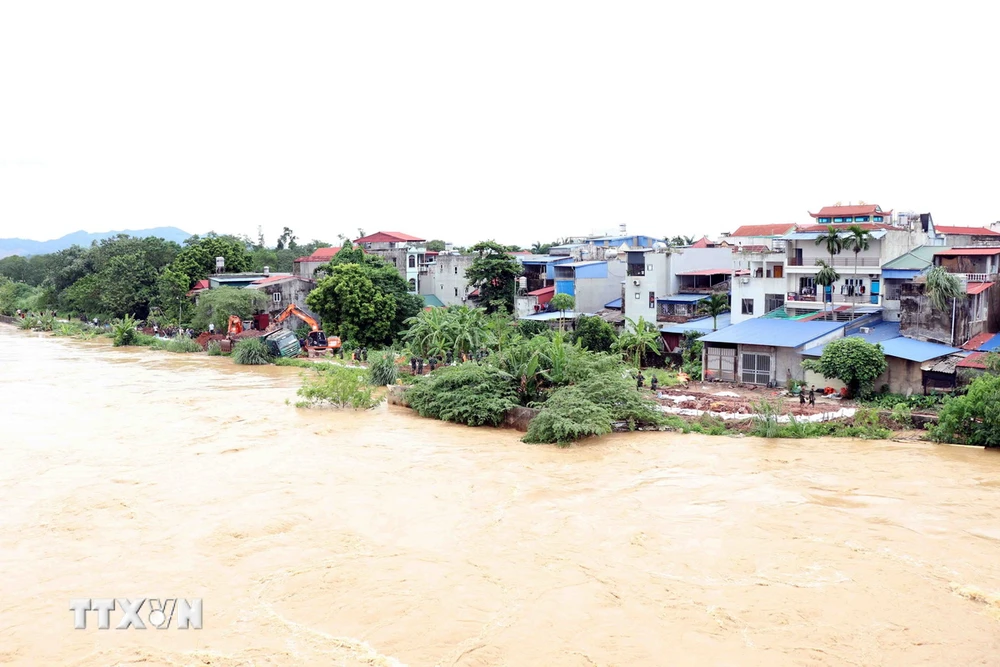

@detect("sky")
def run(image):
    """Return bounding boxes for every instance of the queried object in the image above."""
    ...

[2,1,999,247]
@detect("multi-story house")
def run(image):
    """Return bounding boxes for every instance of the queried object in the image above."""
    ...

[419,252,476,307]
[721,223,798,253]
[354,231,427,293]
[622,245,733,327]
[553,260,628,315]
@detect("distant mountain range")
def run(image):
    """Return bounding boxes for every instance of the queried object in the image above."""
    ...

[0,227,195,258]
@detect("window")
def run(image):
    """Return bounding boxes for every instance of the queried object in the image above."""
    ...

[741,298,754,315]
[272,292,281,303]
[454,266,458,274]
[454,287,458,297]
[649,291,655,307]
[885,283,901,301]
[764,293,784,312]
[741,352,771,385]
[834,217,845,222]
[873,216,884,222]
[634,292,640,299]
[818,217,831,223]
[855,216,870,222]
[799,276,815,295]
[408,256,416,268]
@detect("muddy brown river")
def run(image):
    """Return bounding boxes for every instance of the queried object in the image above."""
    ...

[1,326,999,666]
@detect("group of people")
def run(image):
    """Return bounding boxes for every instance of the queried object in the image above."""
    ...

[800,385,817,407]
[634,371,660,393]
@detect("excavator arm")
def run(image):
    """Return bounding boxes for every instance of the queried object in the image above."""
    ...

[274,304,320,331]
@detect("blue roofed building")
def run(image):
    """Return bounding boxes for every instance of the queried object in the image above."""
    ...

[698,318,848,385]
[552,260,627,314]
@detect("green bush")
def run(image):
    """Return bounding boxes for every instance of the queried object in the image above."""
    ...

[891,402,912,429]
[930,374,1000,446]
[112,315,139,346]
[206,340,223,356]
[152,337,203,353]
[572,373,666,425]
[367,350,400,386]
[801,337,888,399]
[523,387,612,445]
[750,399,781,438]
[231,338,273,365]
[133,333,157,346]
[295,366,380,410]
[405,363,518,427]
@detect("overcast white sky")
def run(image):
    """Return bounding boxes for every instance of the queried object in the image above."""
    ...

[2,1,998,247]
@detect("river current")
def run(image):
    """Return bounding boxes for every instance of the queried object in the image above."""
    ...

[1,326,998,666]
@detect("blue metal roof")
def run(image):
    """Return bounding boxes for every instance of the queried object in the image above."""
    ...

[604,297,623,309]
[699,318,845,348]
[879,337,961,362]
[979,335,1000,352]
[657,293,710,303]
[517,254,573,264]
[660,312,732,334]
[802,322,901,357]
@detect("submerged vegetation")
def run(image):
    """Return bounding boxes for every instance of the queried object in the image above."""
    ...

[231,338,273,365]
[295,365,380,410]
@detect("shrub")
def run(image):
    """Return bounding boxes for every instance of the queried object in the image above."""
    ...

[367,349,399,386]
[112,315,140,347]
[53,322,83,337]
[206,340,223,356]
[801,337,888,399]
[133,333,157,346]
[405,363,518,427]
[891,402,913,429]
[231,338,273,365]
[750,399,781,438]
[930,374,1000,446]
[152,337,203,353]
[572,373,666,425]
[523,387,612,445]
[295,366,380,410]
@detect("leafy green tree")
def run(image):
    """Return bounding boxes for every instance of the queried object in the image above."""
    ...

[171,234,252,287]
[464,240,524,314]
[306,264,397,347]
[572,315,616,352]
[96,253,159,318]
[930,373,1000,447]
[549,293,574,319]
[680,330,704,380]
[698,293,729,330]
[154,266,193,323]
[801,337,887,399]
[276,227,298,251]
[59,273,102,316]
[668,235,695,246]
[426,239,447,252]
[402,305,490,357]
[191,286,268,332]
[814,225,843,307]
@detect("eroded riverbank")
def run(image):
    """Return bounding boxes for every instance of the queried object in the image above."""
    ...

[1,326,999,666]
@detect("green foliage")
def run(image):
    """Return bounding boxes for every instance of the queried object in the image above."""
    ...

[367,349,400,386]
[571,315,617,353]
[698,294,729,330]
[614,317,662,367]
[924,266,965,311]
[151,337,204,353]
[306,263,397,348]
[523,387,612,445]
[572,373,666,425]
[191,286,268,333]
[549,293,575,315]
[930,374,1000,446]
[801,337,887,399]
[206,340,223,356]
[170,234,252,287]
[814,259,840,294]
[857,391,945,412]
[426,239,447,252]
[112,315,140,346]
[814,226,844,261]
[153,266,192,323]
[750,399,781,438]
[404,363,518,426]
[295,365,380,410]
[402,305,490,357]
[231,338,273,365]
[680,330,704,380]
[464,240,523,314]
[517,319,549,338]
[891,402,913,428]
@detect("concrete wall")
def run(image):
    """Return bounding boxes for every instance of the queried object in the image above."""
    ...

[900,281,976,345]
[422,254,475,306]
[248,278,315,321]
[730,276,786,323]
[575,261,627,314]
[624,251,666,325]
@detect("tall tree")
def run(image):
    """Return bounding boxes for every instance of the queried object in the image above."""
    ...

[170,234,252,287]
[426,239,447,252]
[276,227,298,251]
[814,260,840,312]
[306,264,397,347]
[814,226,844,309]
[843,224,873,320]
[464,240,524,314]
[698,293,730,330]
[549,293,575,330]
[924,266,966,345]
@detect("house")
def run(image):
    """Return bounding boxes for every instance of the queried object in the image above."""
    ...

[801,321,960,394]
[699,318,847,385]
[880,246,941,322]
[354,232,428,293]
[245,275,316,321]
[553,260,627,315]
[292,247,342,278]
[420,252,477,306]
[186,279,210,303]
[931,225,1000,247]
[622,246,734,326]
[515,254,576,293]
[723,223,798,252]
[809,204,893,224]
[514,285,555,318]
[549,225,665,257]
[899,247,1000,345]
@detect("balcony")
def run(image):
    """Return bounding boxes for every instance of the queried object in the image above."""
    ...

[951,272,997,283]
[787,256,882,268]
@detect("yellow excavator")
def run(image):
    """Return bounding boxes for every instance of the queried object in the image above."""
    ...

[267,304,341,357]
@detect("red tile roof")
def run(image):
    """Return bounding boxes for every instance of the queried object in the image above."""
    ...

[799,223,895,232]
[934,225,1000,236]
[957,352,989,369]
[966,282,993,295]
[250,274,298,285]
[185,279,210,297]
[934,247,1000,256]
[809,205,891,218]
[729,223,798,237]
[294,247,342,263]
[963,332,996,351]
[527,286,555,296]
[689,237,712,248]
[732,244,770,253]
[354,232,425,244]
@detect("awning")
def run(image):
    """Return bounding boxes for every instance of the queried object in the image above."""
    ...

[967,282,992,295]
[604,298,623,309]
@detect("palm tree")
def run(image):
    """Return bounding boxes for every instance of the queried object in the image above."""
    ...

[615,317,662,367]
[843,224,873,320]
[698,293,729,330]
[925,266,966,345]
[814,260,840,315]
[549,293,575,330]
[814,225,844,310]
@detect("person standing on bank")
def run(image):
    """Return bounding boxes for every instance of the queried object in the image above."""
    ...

[808,386,816,407]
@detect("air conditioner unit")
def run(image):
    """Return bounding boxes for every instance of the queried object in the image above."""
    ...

[632,279,641,287]
[859,327,872,334]
[740,277,750,284]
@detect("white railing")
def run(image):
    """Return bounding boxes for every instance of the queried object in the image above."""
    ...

[956,272,992,283]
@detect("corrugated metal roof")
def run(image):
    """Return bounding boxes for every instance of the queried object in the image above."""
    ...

[527,286,555,296]
[934,247,1000,256]
[562,260,606,267]
[421,294,445,308]
[882,245,941,270]
[957,352,990,369]
[660,312,732,334]
[699,318,844,348]
[604,297,623,309]
[801,322,901,357]
[518,310,591,321]
[967,282,993,295]
[934,225,1000,236]
[517,254,573,263]
[657,293,710,303]
[963,332,996,351]
[979,334,1000,352]
[879,337,961,362]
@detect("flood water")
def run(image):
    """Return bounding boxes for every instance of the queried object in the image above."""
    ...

[1,326,999,666]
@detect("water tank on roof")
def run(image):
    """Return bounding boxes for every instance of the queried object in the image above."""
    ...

[605,248,618,259]
[215,256,225,273]
[517,276,527,291]
[263,266,270,276]
[653,241,668,251]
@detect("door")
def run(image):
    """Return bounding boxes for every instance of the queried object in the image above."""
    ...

[870,279,880,305]
[741,352,772,385]
[795,248,803,266]
[773,265,783,278]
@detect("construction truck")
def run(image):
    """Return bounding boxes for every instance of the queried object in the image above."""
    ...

[266,304,341,357]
